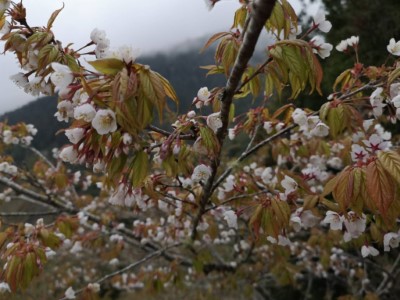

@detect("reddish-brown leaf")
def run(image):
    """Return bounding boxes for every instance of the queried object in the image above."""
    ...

[366,160,395,217]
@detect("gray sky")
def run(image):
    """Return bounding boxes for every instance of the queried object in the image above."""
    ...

[0,0,309,114]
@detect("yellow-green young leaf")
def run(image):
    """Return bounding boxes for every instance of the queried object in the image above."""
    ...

[333,69,351,91]
[21,252,38,289]
[271,198,291,227]
[130,151,149,187]
[266,1,285,35]
[156,72,179,103]
[281,45,305,79]
[378,150,400,185]
[88,58,125,75]
[64,54,80,73]
[37,44,59,70]
[366,160,395,217]
[326,104,347,138]
[47,4,64,30]
[162,154,178,177]
[322,171,342,197]
[199,126,220,154]
[303,195,319,210]
[351,167,364,214]
[222,39,238,75]
[232,6,247,29]
[6,255,22,292]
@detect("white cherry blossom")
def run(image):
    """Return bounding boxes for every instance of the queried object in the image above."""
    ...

[207,112,222,133]
[322,211,343,230]
[383,232,400,252]
[313,9,332,33]
[50,63,74,92]
[197,87,210,102]
[59,146,79,164]
[74,103,96,122]
[311,36,333,59]
[191,164,212,183]
[387,38,400,56]
[361,245,379,258]
[65,128,85,144]
[64,286,76,299]
[223,210,238,229]
[92,109,117,135]
[281,175,298,195]
[55,100,74,122]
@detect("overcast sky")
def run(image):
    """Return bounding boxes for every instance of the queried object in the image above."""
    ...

[0,0,313,114]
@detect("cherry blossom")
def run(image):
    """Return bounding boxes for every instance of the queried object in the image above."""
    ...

[312,9,332,33]
[91,109,118,135]
[223,210,238,229]
[50,63,74,92]
[55,100,74,122]
[59,146,79,164]
[383,232,400,252]
[281,175,298,195]
[207,112,222,133]
[65,128,85,144]
[322,211,343,230]
[64,286,76,299]
[311,36,333,59]
[191,164,212,183]
[387,38,400,56]
[74,104,96,122]
[361,245,379,258]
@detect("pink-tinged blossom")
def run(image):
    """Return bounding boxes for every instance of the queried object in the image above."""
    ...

[311,36,333,59]
[50,63,74,92]
[361,245,379,258]
[322,211,343,230]
[370,87,386,117]
[223,210,238,229]
[207,112,222,133]
[74,103,96,122]
[363,134,390,152]
[383,232,400,252]
[313,9,332,33]
[351,144,368,162]
[281,175,298,195]
[92,109,117,135]
[387,38,400,56]
[64,286,76,299]
[59,146,78,164]
[55,100,74,122]
[65,128,85,144]
[191,164,212,183]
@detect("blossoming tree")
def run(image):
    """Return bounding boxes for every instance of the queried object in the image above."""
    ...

[1,0,400,298]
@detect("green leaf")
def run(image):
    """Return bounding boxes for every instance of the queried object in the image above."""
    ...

[88,58,125,75]
[378,150,400,185]
[130,150,149,187]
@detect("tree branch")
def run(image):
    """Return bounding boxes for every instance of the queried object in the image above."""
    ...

[190,0,277,241]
